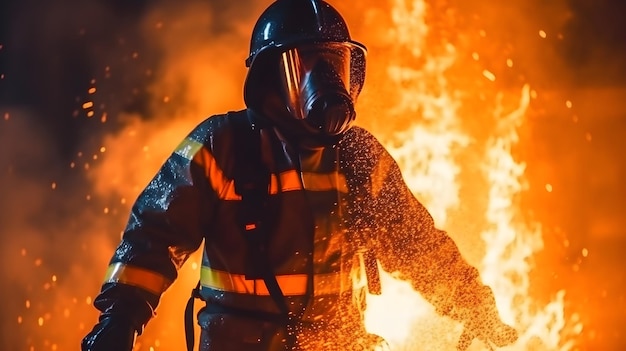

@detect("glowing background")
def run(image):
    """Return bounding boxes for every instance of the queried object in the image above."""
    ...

[1,0,625,350]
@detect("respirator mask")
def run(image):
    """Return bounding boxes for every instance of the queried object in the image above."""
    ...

[277,43,356,138]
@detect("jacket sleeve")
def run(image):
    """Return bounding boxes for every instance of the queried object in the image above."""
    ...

[91,120,218,331]
[348,127,490,320]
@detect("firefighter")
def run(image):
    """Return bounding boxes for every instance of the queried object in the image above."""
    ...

[81,0,518,350]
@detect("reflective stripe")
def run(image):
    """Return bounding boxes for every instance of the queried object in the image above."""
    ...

[200,267,347,296]
[370,152,393,199]
[270,170,302,193]
[174,138,204,161]
[301,171,348,193]
[175,138,349,199]
[195,144,240,200]
[103,262,172,296]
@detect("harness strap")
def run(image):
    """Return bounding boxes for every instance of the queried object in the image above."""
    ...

[184,282,201,351]
[232,110,306,349]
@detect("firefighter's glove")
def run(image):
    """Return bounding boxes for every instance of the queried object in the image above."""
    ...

[454,285,518,350]
[81,314,140,351]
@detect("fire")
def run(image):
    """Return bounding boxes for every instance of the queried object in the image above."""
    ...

[350,0,581,350]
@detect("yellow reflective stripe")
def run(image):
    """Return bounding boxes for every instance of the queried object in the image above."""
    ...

[200,267,346,296]
[103,263,172,296]
[301,172,348,193]
[173,139,348,198]
[174,138,204,161]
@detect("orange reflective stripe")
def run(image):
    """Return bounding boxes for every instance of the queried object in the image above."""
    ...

[301,172,348,193]
[174,138,240,200]
[194,145,240,200]
[200,267,346,296]
[370,152,393,199]
[270,170,302,193]
[174,138,348,198]
[103,263,172,295]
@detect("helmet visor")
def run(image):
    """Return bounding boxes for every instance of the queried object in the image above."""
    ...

[278,43,353,119]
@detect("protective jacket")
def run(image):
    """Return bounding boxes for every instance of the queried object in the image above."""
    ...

[90,109,489,350]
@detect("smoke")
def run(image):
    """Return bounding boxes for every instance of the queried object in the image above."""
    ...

[88,0,267,200]
[0,0,133,348]
[0,0,269,349]
[0,107,113,349]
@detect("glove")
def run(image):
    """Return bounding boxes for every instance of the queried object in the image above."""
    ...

[453,285,518,350]
[81,314,138,351]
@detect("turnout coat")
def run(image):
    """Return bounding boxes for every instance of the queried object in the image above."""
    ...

[93,109,486,350]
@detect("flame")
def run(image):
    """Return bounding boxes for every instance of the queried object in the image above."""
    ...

[350,0,581,350]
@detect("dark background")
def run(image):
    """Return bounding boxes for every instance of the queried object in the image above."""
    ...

[2,0,626,350]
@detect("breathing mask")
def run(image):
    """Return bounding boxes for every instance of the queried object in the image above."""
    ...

[278,43,356,137]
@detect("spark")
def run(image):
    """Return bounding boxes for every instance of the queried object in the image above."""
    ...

[483,69,496,81]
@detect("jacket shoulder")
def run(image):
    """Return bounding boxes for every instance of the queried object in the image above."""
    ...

[186,109,249,144]
[340,125,385,156]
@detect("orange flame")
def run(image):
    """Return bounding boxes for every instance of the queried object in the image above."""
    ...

[350,0,581,350]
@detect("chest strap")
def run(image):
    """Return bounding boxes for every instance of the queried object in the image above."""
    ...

[232,110,310,349]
